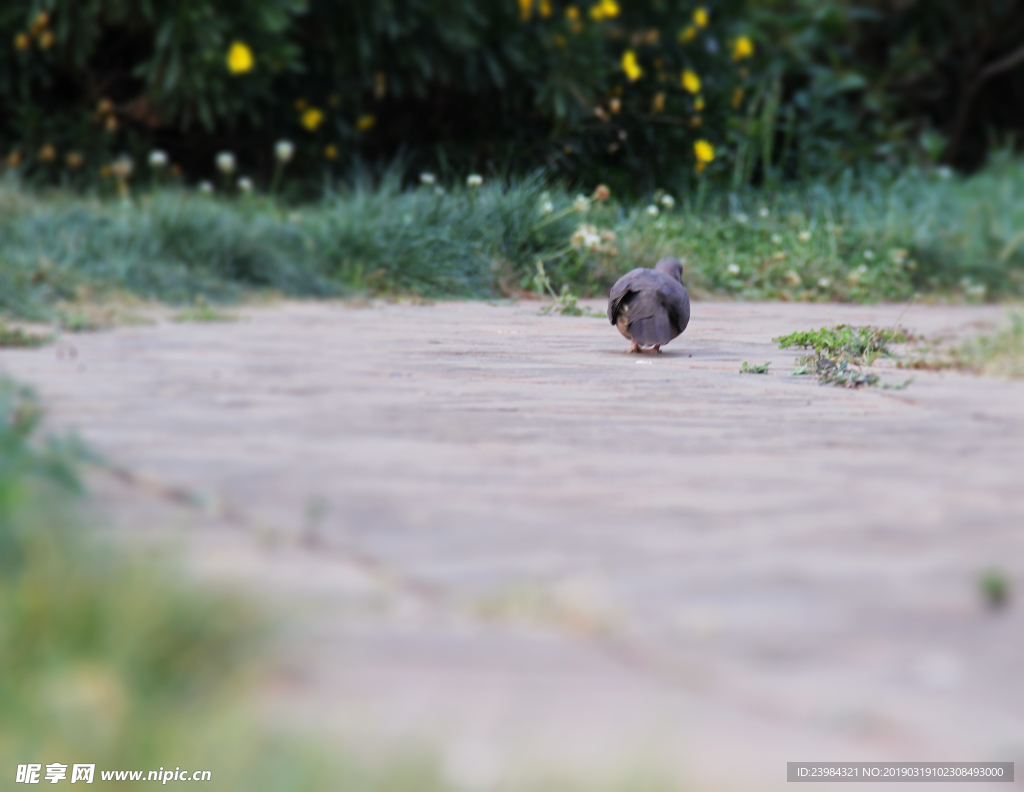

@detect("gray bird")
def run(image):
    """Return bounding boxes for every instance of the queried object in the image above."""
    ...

[607,257,691,353]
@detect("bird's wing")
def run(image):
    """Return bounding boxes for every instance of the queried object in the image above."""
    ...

[656,278,691,335]
[607,269,646,324]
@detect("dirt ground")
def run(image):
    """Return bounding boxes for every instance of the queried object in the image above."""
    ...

[3,299,1024,791]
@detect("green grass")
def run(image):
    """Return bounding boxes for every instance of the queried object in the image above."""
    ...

[954,313,1024,378]
[4,156,1024,322]
[739,361,770,374]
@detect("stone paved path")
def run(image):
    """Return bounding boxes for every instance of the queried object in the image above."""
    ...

[3,299,1024,790]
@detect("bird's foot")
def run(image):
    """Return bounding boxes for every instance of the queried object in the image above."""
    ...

[630,341,641,354]
[649,345,662,354]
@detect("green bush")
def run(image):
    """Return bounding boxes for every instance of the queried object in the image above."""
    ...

[15,1,1024,190]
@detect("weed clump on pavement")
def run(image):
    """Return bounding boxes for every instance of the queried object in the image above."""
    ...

[739,361,770,374]
[0,322,50,347]
[776,324,913,388]
[955,313,1024,378]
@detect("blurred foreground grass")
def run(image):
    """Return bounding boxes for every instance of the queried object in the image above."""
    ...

[4,157,1024,321]
[0,379,448,790]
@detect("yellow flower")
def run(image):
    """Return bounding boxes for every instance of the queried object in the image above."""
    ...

[681,69,701,94]
[590,0,617,20]
[651,92,666,114]
[539,0,552,17]
[38,144,56,163]
[65,151,83,169]
[226,41,254,75]
[324,144,338,160]
[693,7,709,28]
[38,30,54,50]
[519,0,532,21]
[732,35,754,61]
[621,50,643,82]
[301,107,325,131]
[565,6,582,32]
[356,114,376,132]
[731,86,744,108]
[678,25,697,43]
[694,139,715,163]
[694,95,705,111]
[30,12,49,35]
[14,32,30,50]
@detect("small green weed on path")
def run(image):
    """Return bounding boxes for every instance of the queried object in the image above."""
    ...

[172,296,238,323]
[739,361,771,374]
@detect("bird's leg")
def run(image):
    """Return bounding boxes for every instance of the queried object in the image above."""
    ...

[650,345,662,354]
[630,340,641,354]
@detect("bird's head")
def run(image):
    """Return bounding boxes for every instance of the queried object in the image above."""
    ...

[655,257,684,282]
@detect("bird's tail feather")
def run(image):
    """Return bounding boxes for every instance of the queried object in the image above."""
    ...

[629,313,673,347]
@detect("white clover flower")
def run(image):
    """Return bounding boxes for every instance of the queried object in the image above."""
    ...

[937,166,953,180]
[216,152,236,175]
[573,194,591,212]
[466,173,483,188]
[785,270,801,285]
[645,204,660,217]
[726,263,741,276]
[759,207,770,218]
[734,212,749,224]
[771,233,782,245]
[540,200,554,215]
[797,230,812,243]
[148,149,168,170]
[434,185,446,196]
[817,277,831,288]
[420,172,436,185]
[110,155,133,180]
[237,176,253,194]
[660,194,675,209]
[197,180,214,195]
[863,249,875,260]
[847,264,868,283]
[274,140,295,163]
